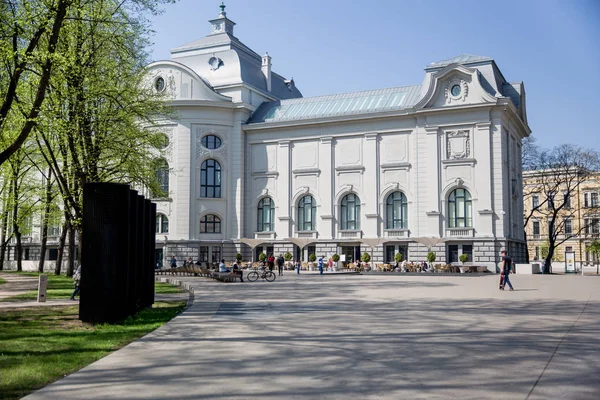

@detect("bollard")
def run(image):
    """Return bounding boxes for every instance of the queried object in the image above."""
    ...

[37,275,48,302]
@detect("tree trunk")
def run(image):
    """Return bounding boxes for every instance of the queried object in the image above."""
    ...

[11,177,22,271]
[54,221,68,275]
[66,225,75,276]
[0,209,8,271]
[77,228,83,268]
[38,169,53,272]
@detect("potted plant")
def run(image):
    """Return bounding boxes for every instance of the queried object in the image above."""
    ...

[332,253,340,271]
[427,251,436,264]
[362,252,371,271]
[284,251,293,269]
[394,252,403,263]
[309,253,316,271]
[258,253,266,263]
[459,253,469,264]
[236,252,243,262]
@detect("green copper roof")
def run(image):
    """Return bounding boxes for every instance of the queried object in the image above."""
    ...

[249,85,422,124]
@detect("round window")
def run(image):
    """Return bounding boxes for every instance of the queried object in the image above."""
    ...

[201,135,222,149]
[451,84,461,97]
[155,76,165,92]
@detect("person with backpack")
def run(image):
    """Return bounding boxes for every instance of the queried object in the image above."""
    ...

[499,249,514,291]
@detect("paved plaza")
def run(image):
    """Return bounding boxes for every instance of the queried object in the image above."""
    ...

[20,273,600,400]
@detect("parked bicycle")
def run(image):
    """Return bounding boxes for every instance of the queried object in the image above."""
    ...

[247,267,276,282]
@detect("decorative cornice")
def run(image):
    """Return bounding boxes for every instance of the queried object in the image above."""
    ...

[441,158,477,168]
[252,171,279,179]
[335,165,365,175]
[292,167,321,176]
[380,162,411,171]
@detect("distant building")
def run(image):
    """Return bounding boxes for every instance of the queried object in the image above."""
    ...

[523,170,600,264]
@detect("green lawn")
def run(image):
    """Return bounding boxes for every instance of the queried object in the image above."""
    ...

[0,272,183,301]
[0,301,186,400]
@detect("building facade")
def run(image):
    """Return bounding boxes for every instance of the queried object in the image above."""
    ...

[143,5,531,271]
[523,170,600,265]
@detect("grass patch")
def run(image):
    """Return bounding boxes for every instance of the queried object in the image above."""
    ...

[0,272,76,302]
[1,272,185,301]
[0,278,5,285]
[0,300,186,400]
[154,281,185,294]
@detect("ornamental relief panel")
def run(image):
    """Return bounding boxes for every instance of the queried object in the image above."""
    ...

[444,77,470,105]
[195,127,228,162]
[446,130,470,160]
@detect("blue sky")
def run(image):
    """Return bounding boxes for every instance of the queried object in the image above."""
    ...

[150,0,600,150]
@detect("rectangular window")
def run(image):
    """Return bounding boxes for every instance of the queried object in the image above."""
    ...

[563,193,571,209]
[592,193,599,207]
[199,246,209,263]
[211,246,221,263]
[385,245,395,263]
[462,245,473,262]
[533,220,540,236]
[24,248,30,260]
[532,195,540,208]
[565,246,573,253]
[584,193,589,208]
[547,192,555,210]
[48,248,58,261]
[564,219,572,235]
[448,245,459,263]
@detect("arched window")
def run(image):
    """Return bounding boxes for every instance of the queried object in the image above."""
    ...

[386,191,408,229]
[200,159,221,198]
[200,214,221,233]
[156,214,169,233]
[298,195,316,231]
[340,193,361,230]
[201,135,222,149]
[257,197,275,232]
[155,159,169,197]
[448,188,472,228]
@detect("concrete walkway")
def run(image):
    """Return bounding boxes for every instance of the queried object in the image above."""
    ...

[20,273,600,400]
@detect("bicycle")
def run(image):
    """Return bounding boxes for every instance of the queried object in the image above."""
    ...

[246,267,276,282]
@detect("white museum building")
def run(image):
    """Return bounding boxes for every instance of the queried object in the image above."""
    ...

[147,5,531,271]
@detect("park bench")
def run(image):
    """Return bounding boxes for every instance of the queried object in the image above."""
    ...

[210,271,241,282]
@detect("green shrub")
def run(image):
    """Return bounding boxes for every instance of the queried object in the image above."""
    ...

[394,253,403,262]
[309,253,317,262]
[427,252,436,263]
[284,252,293,261]
[332,254,340,262]
[236,253,243,261]
[361,252,371,263]
[459,253,469,263]
[258,253,266,262]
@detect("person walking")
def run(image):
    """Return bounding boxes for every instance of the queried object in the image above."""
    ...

[296,259,301,274]
[268,254,275,272]
[318,256,324,275]
[277,254,284,276]
[70,265,82,300]
[499,250,514,290]
[170,256,177,269]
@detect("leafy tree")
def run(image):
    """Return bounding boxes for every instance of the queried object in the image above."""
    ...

[459,253,469,263]
[284,252,292,261]
[236,253,243,261]
[258,253,266,262]
[394,252,403,262]
[309,253,316,262]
